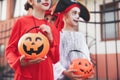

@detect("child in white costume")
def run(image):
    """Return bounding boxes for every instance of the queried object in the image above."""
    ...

[53,0,91,80]
[54,31,91,80]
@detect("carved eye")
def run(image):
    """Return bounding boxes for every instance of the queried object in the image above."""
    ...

[85,63,88,67]
[78,62,81,65]
[35,37,42,41]
[26,37,32,41]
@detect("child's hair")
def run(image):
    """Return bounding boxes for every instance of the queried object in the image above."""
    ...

[24,2,33,11]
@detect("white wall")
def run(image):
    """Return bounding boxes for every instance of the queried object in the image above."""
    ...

[0,0,7,20]
[14,0,27,17]
[78,0,120,54]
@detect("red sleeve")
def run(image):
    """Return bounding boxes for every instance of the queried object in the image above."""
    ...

[48,24,60,64]
[5,19,22,72]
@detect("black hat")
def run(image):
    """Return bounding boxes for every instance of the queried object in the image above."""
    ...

[54,0,90,22]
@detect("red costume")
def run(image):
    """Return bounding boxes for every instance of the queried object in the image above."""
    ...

[5,15,60,80]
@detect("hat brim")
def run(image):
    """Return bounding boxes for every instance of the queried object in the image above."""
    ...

[54,0,90,22]
[78,2,90,22]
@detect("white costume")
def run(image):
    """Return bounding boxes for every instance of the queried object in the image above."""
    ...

[54,31,90,80]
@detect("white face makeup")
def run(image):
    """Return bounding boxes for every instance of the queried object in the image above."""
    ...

[65,7,80,27]
[37,0,41,2]
[32,0,51,11]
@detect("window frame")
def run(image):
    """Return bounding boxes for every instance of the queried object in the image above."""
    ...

[100,1,120,41]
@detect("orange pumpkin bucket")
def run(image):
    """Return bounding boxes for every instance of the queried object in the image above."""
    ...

[18,33,50,59]
[69,58,94,78]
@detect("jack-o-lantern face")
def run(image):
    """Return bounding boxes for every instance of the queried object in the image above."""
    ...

[18,33,50,59]
[69,58,94,78]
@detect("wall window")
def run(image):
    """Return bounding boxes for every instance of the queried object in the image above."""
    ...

[100,1,120,41]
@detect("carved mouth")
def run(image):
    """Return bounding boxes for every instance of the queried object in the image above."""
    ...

[80,69,92,74]
[23,44,44,55]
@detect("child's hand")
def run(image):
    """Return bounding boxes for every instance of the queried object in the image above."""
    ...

[39,24,53,42]
[20,55,47,66]
[63,69,84,80]
[39,24,51,34]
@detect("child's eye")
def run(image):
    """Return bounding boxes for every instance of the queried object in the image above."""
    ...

[72,11,80,15]
[45,17,49,20]
[37,0,41,3]
[72,11,77,14]
[51,18,56,21]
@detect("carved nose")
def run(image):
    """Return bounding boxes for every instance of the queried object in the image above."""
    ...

[31,42,35,45]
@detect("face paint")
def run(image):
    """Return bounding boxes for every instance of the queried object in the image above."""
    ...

[37,0,41,3]
[65,7,80,27]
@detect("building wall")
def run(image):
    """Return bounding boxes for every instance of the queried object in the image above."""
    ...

[93,54,120,80]
[0,18,17,66]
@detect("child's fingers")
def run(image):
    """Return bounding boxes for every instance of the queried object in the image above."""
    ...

[20,55,27,66]
[28,58,45,64]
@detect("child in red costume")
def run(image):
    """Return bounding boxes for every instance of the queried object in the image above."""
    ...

[45,10,57,25]
[44,2,58,25]
[5,0,59,80]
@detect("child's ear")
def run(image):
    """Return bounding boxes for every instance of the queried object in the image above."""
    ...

[27,0,33,5]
